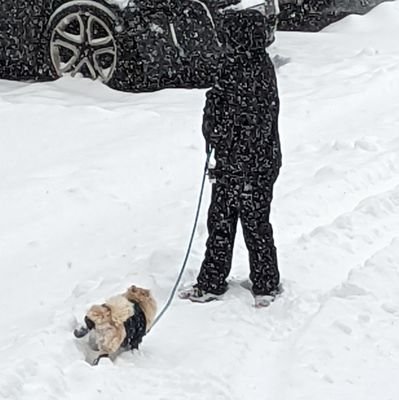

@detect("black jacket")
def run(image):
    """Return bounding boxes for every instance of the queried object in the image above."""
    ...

[203,10,281,177]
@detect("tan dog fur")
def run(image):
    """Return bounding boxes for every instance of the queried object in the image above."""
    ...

[85,286,157,355]
[124,285,157,332]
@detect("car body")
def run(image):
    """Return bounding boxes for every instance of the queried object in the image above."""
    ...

[0,0,226,91]
[0,0,387,92]
[278,0,389,31]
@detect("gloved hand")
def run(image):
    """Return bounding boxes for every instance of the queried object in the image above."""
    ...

[207,168,217,182]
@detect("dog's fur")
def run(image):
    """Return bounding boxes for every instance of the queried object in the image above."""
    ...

[86,295,134,354]
[123,285,157,332]
[77,285,157,361]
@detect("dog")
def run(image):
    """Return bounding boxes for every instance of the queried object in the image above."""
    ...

[74,285,157,365]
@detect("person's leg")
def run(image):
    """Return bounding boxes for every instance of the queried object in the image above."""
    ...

[240,178,280,296]
[196,181,240,295]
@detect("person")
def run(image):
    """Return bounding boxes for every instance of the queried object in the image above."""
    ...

[180,7,282,307]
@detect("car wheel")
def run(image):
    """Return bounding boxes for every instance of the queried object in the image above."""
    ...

[48,2,118,83]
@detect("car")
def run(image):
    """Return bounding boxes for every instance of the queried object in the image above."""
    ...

[277,0,389,31]
[0,0,225,91]
[0,0,284,91]
[0,0,389,92]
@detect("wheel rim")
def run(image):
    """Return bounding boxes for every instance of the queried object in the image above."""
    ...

[50,11,117,82]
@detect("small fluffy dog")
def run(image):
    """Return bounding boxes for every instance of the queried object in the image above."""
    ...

[74,285,157,365]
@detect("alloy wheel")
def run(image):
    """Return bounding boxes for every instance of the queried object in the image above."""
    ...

[50,11,117,82]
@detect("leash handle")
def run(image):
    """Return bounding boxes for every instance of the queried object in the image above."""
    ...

[150,150,213,330]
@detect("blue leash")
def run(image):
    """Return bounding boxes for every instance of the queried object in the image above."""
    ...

[150,150,212,330]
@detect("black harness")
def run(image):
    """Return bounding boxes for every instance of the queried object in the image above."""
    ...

[121,302,147,350]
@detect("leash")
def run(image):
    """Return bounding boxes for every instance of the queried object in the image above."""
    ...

[150,149,212,330]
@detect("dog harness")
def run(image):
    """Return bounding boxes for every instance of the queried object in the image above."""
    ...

[121,302,147,350]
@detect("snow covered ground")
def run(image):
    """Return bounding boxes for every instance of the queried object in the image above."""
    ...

[1,1,399,399]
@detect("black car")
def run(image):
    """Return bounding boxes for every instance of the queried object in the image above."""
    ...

[0,0,387,92]
[278,0,389,31]
[0,0,229,91]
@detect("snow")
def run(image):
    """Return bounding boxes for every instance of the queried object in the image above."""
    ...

[104,0,131,9]
[1,1,399,399]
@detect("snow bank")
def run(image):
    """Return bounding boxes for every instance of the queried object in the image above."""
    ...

[104,0,131,9]
[323,0,399,33]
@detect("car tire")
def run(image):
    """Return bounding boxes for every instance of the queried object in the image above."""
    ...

[48,1,119,83]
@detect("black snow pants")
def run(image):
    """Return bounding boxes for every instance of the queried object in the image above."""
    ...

[197,172,280,296]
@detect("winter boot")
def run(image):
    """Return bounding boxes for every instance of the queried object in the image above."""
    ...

[179,286,223,303]
[253,285,283,308]
[254,294,276,308]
